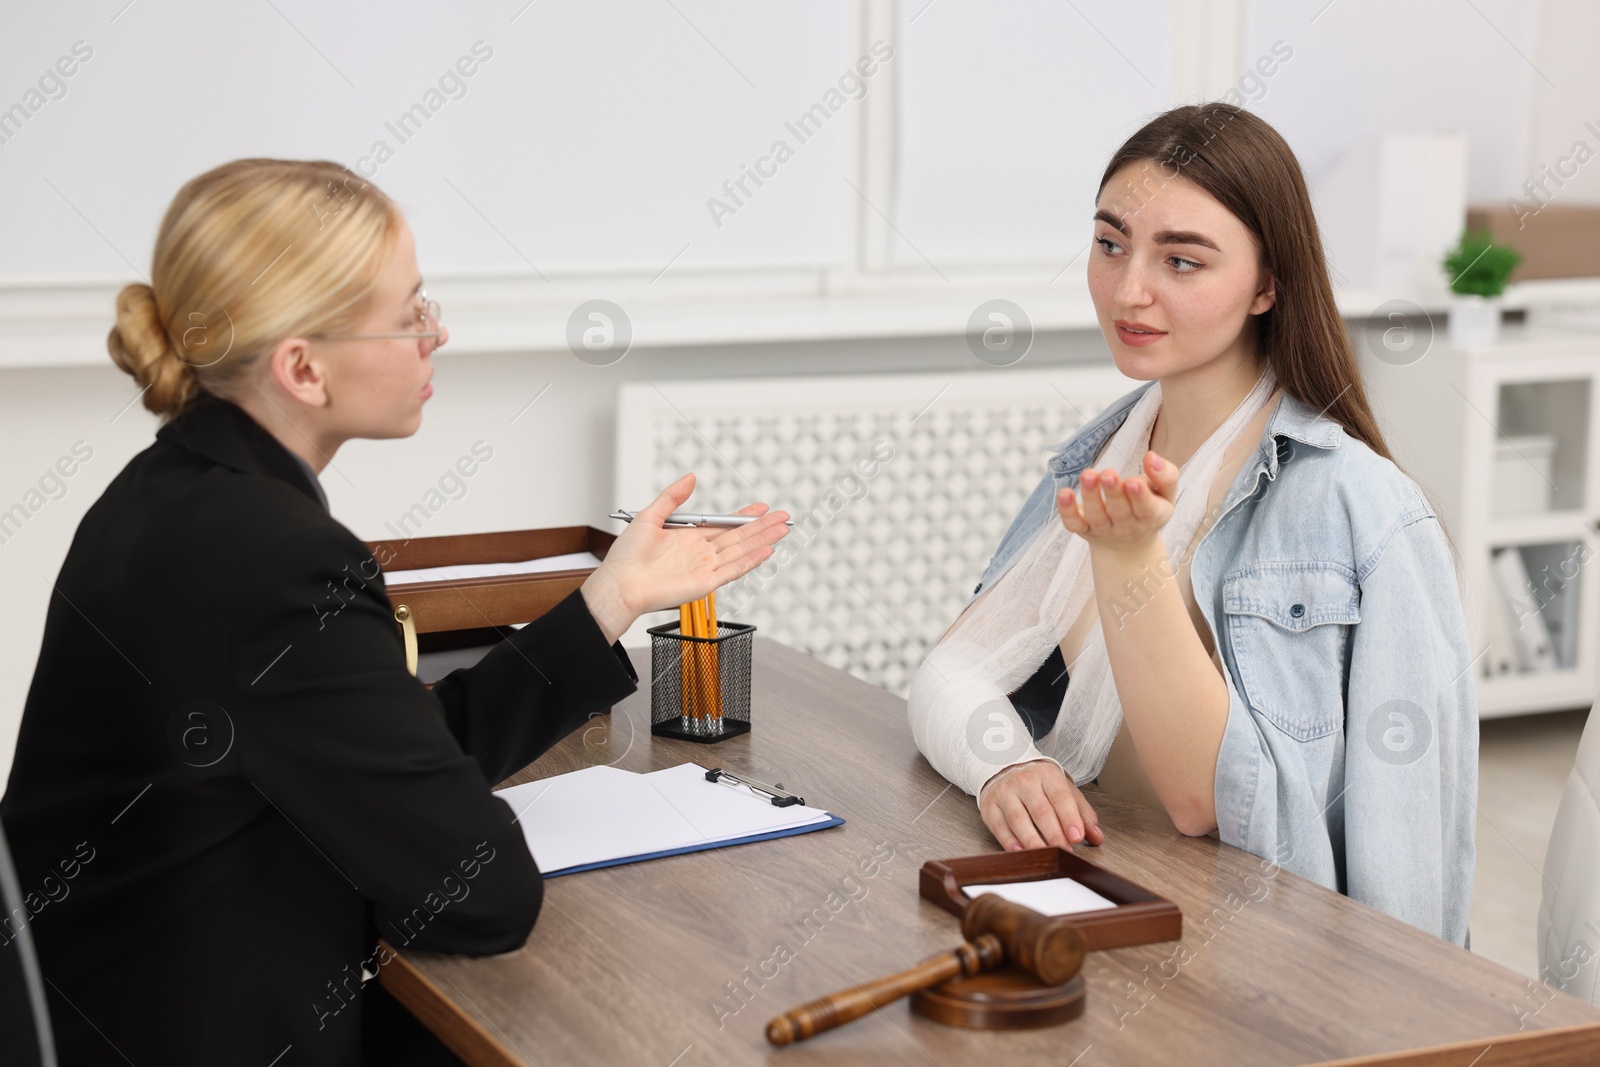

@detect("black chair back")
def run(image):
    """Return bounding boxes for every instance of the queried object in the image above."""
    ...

[0,825,57,1067]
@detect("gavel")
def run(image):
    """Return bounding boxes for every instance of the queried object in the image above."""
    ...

[765,893,1086,1046]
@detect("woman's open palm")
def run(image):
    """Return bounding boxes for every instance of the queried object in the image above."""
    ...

[1057,449,1179,553]
[598,473,791,616]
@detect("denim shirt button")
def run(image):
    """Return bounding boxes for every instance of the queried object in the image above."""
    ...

[1290,603,1305,618]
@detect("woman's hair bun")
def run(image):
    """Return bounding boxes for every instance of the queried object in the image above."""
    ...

[107,282,198,420]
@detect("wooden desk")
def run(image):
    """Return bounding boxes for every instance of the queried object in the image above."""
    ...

[382,639,1600,1065]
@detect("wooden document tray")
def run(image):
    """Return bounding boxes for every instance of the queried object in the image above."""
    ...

[920,847,1182,952]
[364,525,615,658]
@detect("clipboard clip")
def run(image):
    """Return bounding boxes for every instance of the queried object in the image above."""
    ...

[705,767,804,807]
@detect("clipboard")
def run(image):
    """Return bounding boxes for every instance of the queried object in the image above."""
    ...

[494,763,844,877]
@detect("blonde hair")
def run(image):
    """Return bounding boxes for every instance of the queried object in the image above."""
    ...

[108,159,404,421]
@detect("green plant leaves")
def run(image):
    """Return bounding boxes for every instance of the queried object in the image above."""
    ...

[1442,227,1524,297]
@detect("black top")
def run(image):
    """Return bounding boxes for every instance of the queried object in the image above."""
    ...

[0,393,639,1066]
[1010,644,1068,742]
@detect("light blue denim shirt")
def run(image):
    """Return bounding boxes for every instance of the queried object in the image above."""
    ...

[970,379,1479,947]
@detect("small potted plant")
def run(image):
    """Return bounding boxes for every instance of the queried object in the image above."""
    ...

[1441,227,1523,346]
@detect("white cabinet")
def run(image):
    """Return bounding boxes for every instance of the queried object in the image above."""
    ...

[1362,322,1600,718]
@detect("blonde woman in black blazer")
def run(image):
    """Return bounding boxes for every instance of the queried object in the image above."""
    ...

[0,159,790,1067]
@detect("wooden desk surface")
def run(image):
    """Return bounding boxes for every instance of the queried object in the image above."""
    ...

[383,638,1600,1066]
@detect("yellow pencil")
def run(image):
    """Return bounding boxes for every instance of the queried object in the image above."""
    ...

[679,602,694,724]
[690,597,710,726]
[706,591,722,721]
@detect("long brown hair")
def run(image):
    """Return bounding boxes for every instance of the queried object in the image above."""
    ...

[1097,104,1459,560]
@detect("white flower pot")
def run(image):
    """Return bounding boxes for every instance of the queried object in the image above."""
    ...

[1449,293,1503,347]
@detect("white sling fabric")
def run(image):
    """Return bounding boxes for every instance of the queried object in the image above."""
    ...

[907,365,1279,798]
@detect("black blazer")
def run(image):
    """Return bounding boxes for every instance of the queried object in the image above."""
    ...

[0,394,638,1066]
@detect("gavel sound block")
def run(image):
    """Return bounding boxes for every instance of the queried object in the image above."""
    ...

[766,893,1087,1045]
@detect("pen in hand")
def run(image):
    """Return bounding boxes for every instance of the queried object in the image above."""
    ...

[610,509,795,528]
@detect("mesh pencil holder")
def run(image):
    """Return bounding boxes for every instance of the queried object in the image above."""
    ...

[647,619,755,742]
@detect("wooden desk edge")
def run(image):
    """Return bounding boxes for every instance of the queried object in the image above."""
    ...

[377,940,523,1067]
[1320,1021,1600,1067]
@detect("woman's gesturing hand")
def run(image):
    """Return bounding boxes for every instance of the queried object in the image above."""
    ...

[978,759,1105,851]
[1057,449,1179,555]
[579,473,791,643]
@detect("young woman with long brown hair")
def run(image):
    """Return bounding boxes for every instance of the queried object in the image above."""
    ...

[909,104,1478,947]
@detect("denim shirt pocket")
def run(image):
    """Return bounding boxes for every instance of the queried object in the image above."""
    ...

[1221,562,1361,741]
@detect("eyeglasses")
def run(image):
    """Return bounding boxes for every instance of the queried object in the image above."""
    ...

[313,289,443,344]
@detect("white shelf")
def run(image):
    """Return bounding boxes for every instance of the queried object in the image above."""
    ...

[1363,321,1600,719]
[1478,668,1596,719]
[1487,511,1595,548]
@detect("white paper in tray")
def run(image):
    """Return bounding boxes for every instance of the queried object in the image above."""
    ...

[961,877,1119,916]
[384,550,602,586]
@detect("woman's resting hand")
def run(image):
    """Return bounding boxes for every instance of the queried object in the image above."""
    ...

[978,759,1105,851]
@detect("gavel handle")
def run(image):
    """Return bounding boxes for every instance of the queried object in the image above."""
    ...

[765,933,1004,1046]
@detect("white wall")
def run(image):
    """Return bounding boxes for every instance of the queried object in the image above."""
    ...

[1526,0,1600,207]
[1240,0,1539,204]
[0,0,853,275]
